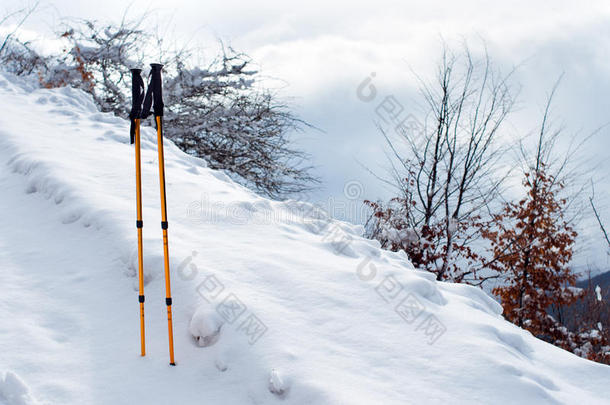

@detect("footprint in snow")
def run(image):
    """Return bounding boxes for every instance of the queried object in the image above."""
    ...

[268,369,288,398]
[214,358,228,372]
[48,108,78,117]
[103,130,128,144]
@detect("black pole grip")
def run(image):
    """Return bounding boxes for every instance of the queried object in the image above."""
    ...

[129,68,145,144]
[142,63,164,119]
[150,63,164,117]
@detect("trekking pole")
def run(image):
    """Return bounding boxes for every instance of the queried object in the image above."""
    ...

[129,68,146,357]
[142,63,176,366]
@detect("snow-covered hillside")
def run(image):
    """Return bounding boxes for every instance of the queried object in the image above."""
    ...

[0,73,608,405]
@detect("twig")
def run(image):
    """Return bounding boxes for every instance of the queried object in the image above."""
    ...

[589,189,610,248]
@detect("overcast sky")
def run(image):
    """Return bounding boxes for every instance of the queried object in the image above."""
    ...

[8,0,610,272]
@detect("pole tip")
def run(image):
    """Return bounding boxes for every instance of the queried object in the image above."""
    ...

[170,362,176,366]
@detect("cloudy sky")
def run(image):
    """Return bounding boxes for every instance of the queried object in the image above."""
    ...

[8,0,610,271]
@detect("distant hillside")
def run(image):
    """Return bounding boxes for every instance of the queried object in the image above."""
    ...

[553,270,610,332]
[577,270,610,292]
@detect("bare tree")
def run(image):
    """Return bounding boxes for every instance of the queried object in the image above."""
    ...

[367,43,516,283]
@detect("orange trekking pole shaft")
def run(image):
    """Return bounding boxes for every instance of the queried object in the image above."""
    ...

[130,68,146,357]
[143,63,176,366]
[156,114,175,366]
[135,118,146,356]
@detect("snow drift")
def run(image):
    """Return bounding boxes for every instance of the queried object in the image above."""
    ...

[0,73,608,404]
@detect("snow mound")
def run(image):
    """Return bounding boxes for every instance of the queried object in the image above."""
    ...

[189,304,224,347]
[0,372,37,405]
[0,72,608,404]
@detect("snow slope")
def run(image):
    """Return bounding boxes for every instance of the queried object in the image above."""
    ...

[0,73,608,405]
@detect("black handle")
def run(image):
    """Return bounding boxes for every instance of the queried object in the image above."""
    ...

[142,63,164,119]
[129,68,145,144]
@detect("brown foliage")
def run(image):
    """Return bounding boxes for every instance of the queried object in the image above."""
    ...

[483,168,581,344]
[481,127,609,363]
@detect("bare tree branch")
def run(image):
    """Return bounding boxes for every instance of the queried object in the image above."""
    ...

[589,184,610,249]
[0,1,39,56]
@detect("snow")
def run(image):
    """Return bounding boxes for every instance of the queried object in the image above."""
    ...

[596,285,603,302]
[0,372,37,405]
[0,72,609,404]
